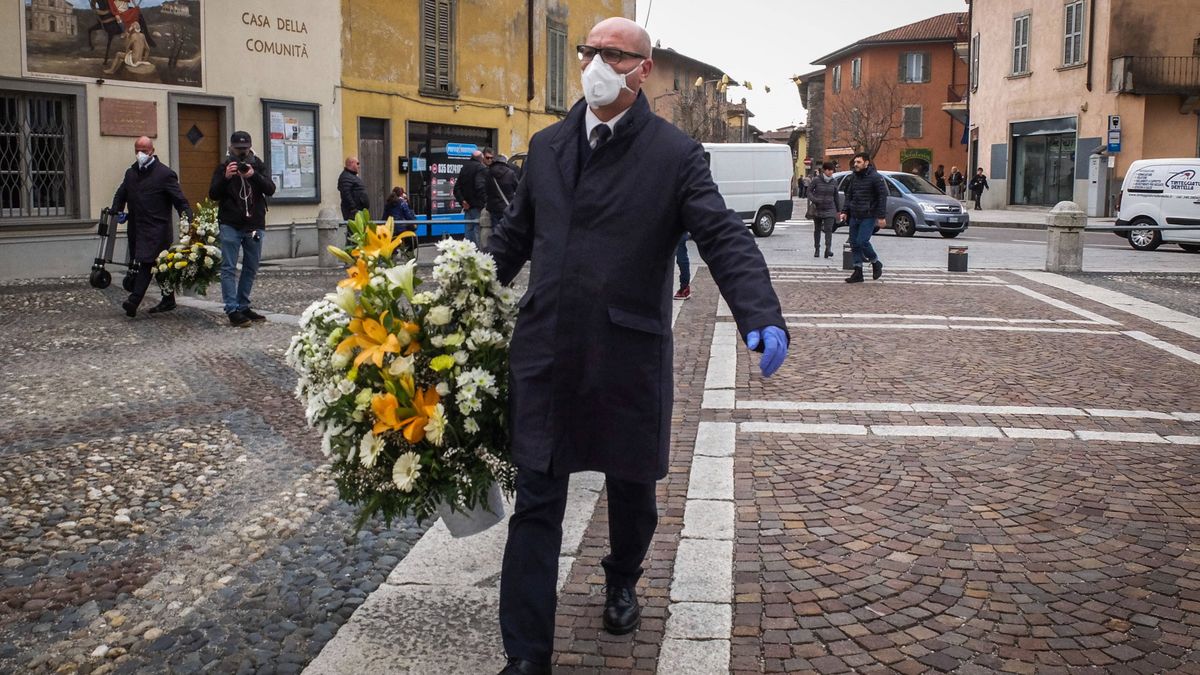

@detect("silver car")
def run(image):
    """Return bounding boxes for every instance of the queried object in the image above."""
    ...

[833,170,970,238]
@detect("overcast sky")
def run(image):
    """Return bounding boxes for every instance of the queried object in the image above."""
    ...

[637,0,969,131]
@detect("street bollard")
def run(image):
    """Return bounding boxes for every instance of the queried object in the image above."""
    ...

[479,210,492,250]
[1045,200,1086,273]
[316,207,341,268]
[842,243,853,271]
[948,245,968,272]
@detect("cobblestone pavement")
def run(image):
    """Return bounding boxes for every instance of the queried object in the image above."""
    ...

[1065,272,1200,318]
[0,276,428,675]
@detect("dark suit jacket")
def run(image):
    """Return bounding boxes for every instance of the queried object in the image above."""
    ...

[111,157,191,262]
[487,93,786,482]
[338,169,371,221]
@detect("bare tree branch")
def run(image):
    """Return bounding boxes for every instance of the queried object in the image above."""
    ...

[670,87,732,143]
[827,80,912,159]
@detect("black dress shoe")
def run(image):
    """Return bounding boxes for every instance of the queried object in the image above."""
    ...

[498,657,551,675]
[147,296,176,314]
[121,299,138,317]
[243,308,267,322]
[602,585,641,635]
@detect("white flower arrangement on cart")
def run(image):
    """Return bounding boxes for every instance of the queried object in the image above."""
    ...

[154,198,222,296]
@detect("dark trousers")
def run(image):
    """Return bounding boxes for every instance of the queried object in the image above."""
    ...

[675,234,690,288]
[499,466,658,663]
[972,190,984,210]
[127,261,172,309]
[813,216,834,252]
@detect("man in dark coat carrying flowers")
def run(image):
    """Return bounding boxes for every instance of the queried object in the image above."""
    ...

[486,16,788,675]
[111,135,192,317]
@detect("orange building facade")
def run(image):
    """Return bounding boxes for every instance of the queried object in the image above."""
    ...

[812,12,970,180]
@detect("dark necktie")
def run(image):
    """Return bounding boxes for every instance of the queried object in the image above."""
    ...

[591,124,612,150]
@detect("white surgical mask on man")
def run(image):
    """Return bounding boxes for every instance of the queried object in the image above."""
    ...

[136,151,151,167]
[581,56,643,108]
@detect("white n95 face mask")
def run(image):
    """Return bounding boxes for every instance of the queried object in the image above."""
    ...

[581,57,642,108]
[136,151,151,167]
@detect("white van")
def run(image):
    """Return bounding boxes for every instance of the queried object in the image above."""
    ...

[1115,158,1200,252]
[702,143,794,237]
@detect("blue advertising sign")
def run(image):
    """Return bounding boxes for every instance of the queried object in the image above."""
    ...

[446,142,477,158]
[1107,129,1122,153]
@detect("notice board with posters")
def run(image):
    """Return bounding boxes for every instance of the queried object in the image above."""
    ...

[262,99,320,203]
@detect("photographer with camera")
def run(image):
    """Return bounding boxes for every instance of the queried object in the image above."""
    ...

[209,131,277,327]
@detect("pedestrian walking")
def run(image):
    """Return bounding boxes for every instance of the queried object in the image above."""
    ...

[969,167,990,211]
[337,156,371,223]
[111,135,192,318]
[948,166,964,200]
[453,148,490,245]
[807,160,839,258]
[673,233,691,299]
[837,152,887,283]
[383,186,417,232]
[485,153,519,229]
[486,17,788,675]
[934,164,946,193]
[208,131,276,327]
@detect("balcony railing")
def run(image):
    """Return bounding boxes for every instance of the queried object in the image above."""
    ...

[1111,56,1200,95]
[947,83,967,103]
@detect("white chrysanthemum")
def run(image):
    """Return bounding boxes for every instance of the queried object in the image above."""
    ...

[423,404,447,446]
[337,378,356,394]
[427,305,453,326]
[411,291,436,305]
[359,431,385,467]
[392,451,422,492]
[463,417,480,434]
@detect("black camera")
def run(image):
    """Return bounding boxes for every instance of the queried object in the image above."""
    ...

[237,161,250,173]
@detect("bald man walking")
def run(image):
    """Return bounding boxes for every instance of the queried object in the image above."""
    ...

[110,136,191,317]
[488,17,788,675]
[337,156,371,222]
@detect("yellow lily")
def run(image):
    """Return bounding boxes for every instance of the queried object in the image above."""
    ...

[336,312,402,368]
[359,220,408,259]
[396,385,441,444]
[371,392,405,436]
[338,257,371,290]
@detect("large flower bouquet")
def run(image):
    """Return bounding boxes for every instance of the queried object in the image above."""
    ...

[286,211,519,528]
[155,198,221,295]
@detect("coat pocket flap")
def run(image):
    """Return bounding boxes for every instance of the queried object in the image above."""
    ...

[608,305,667,335]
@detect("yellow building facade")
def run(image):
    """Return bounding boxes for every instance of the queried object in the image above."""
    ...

[339,0,633,221]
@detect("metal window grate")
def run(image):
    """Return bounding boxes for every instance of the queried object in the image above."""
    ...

[0,91,76,220]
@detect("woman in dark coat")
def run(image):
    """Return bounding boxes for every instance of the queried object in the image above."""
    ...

[807,161,839,258]
[383,186,417,232]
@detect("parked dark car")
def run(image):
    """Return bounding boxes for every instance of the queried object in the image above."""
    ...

[832,170,970,238]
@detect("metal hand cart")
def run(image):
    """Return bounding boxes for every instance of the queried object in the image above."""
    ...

[88,207,139,291]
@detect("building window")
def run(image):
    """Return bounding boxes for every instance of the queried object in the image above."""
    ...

[546,20,567,112]
[673,66,680,91]
[902,105,923,139]
[420,0,456,96]
[970,33,981,90]
[0,90,77,220]
[261,100,321,204]
[1012,13,1031,75]
[851,57,862,88]
[898,52,930,83]
[1063,1,1085,66]
[831,64,842,93]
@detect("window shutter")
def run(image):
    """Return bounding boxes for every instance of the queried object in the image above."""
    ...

[898,54,906,82]
[435,0,452,92]
[921,52,931,82]
[421,0,437,91]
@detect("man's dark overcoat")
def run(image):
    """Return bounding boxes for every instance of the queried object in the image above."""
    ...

[111,157,191,263]
[488,93,786,483]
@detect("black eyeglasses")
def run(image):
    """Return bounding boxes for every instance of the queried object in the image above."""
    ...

[576,45,646,65]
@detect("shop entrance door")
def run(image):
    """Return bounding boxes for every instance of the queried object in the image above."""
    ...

[176,104,223,210]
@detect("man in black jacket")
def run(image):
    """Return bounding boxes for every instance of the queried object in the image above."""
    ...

[208,131,277,327]
[111,136,192,317]
[485,154,518,229]
[337,156,371,222]
[453,149,489,244]
[837,152,887,283]
[488,17,788,675]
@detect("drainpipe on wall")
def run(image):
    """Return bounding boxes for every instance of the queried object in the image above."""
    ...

[1085,0,1095,91]
[526,0,535,103]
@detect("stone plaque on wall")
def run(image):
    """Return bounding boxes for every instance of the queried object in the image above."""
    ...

[99,98,157,138]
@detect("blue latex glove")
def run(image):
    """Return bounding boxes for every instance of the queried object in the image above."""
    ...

[116,212,128,224]
[745,326,788,378]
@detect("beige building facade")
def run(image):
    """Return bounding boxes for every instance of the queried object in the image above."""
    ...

[969,0,1200,211]
[2,0,342,279]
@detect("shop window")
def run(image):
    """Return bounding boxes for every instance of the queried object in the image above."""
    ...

[1012,13,1031,75]
[902,106,923,139]
[898,52,931,83]
[261,100,321,204]
[546,20,567,113]
[420,0,457,97]
[0,90,78,221]
[1063,1,1085,66]
[831,65,842,93]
